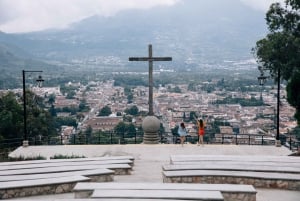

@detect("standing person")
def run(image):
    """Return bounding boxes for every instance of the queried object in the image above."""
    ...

[178,122,187,146]
[197,118,205,146]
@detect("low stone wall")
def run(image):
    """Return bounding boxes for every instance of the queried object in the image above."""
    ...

[88,174,114,182]
[0,183,76,199]
[0,175,113,199]
[114,168,131,175]
[163,175,300,191]
[222,192,256,201]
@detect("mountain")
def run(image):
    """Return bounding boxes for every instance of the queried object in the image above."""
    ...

[0,0,268,70]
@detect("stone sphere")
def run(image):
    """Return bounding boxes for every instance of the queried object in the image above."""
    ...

[142,116,160,132]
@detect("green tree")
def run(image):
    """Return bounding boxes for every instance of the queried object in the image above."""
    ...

[287,72,300,121]
[114,122,126,135]
[47,94,56,105]
[0,92,23,140]
[98,106,112,116]
[253,0,300,124]
[55,117,77,128]
[25,91,56,138]
[125,105,139,116]
[79,99,89,112]
[126,123,136,138]
[127,93,133,103]
[174,86,181,93]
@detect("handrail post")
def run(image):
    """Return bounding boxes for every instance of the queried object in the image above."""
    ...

[110,131,113,144]
[248,135,250,145]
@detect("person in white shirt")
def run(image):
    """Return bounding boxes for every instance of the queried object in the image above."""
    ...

[177,122,187,146]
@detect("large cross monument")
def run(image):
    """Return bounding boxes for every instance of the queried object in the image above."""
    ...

[129,44,172,144]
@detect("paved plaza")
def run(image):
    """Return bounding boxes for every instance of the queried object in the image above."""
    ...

[8,144,300,200]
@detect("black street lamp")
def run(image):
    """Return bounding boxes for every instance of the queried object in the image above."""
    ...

[257,66,281,147]
[275,68,281,146]
[22,70,44,147]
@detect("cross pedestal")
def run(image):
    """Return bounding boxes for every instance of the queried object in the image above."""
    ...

[129,44,172,144]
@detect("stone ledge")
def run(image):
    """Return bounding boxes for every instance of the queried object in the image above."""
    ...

[73,182,256,201]
[0,176,90,199]
[92,189,224,201]
[163,173,300,190]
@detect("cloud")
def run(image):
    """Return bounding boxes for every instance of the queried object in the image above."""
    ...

[0,0,180,33]
[240,0,285,12]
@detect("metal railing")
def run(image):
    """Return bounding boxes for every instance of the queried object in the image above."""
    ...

[1,132,299,151]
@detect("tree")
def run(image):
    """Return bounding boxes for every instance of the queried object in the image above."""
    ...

[0,92,23,140]
[25,91,56,138]
[79,99,89,112]
[125,105,139,116]
[287,71,300,121]
[0,91,57,142]
[253,0,300,124]
[126,123,136,138]
[98,106,112,116]
[47,94,56,105]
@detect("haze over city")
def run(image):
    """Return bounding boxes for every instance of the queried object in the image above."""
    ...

[0,0,282,33]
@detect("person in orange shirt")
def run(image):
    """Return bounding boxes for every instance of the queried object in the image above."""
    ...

[196,118,205,146]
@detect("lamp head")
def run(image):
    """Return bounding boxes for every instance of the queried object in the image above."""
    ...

[36,75,44,88]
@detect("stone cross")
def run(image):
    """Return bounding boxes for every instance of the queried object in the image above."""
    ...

[129,44,172,115]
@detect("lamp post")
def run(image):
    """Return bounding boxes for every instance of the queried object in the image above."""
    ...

[275,68,281,147]
[22,70,44,147]
[257,66,281,147]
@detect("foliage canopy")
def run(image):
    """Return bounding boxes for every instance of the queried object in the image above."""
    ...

[253,0,300,124]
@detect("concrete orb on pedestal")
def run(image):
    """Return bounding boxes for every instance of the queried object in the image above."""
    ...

[142,116,160,144]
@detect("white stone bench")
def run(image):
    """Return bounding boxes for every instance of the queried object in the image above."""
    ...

[170,155,300,164]
[0,169,114,182]
[0,163,131,176]
[163,164,300,174]
[73,182,256,201]
[1,156,134,166]
[163,169,300,190]
[171,160,300,168]
[0,175,90,199]
[0,159,133,171]
[91,189,224,201]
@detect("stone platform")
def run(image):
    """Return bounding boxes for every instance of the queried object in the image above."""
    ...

[7,144,300,201]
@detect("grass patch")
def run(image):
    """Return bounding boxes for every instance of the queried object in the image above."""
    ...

[50,154,86,159]
[6,155,46,161]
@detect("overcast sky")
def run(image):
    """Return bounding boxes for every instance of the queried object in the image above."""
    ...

[0,0,283,33]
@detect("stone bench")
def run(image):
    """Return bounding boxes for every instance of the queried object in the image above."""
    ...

[0,169,114,182]
[0,159,133,171]
[0,163,132,176]
[91,189,224,201]
[171,160,300,168]
[170,155,300,164]
[163,164,300,174]
[1,155,134,166]
[0,175,90,199]
[163,169,300,190]
[73,182,256,201]
[0,156,134,170]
